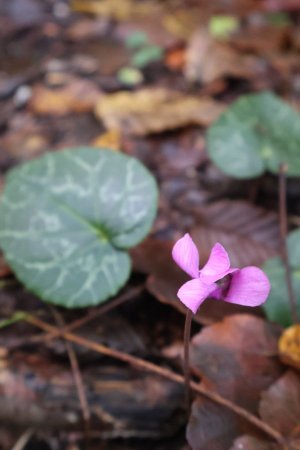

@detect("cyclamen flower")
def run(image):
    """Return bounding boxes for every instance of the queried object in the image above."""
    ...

[172,233,270,314]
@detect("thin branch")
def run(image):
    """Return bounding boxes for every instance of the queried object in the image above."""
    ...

[25,314,285,445]
[11,428,34,450]
[279,163,298,323]
[16,285,144,348]
[49,307,91,427]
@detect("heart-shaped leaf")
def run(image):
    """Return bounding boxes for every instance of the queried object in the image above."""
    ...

[0,148,158,308]
[263,229,300,326]
[207,92,300,178]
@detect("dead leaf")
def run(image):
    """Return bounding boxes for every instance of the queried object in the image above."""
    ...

[279,325,300,371]
[230,435,281,450]
[259,371,300,437]
[95,88,225,135]
[165,47,186,71]
[190,315,283,411]
[185,28,261,83]
[30,78,101,116]
[233,25,290,55]
[189,200,280,267]
[66,18,108,41]
[163,8,207,41]
[187,398,245,450]
[71,0,161,21]
[0,112,49,161]
[92,130,121,151]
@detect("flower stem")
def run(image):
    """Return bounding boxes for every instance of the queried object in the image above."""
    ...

[183,309,193,413]
[279,163,299,323]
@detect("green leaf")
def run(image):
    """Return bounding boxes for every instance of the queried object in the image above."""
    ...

[207,92,300,179]
[0,148,158,308]
[132,45,163,68]
[209,15,239,39]
[262,257,300,327]
[117,67,144,86]
[125,31,149,49]
[287,228,300,268]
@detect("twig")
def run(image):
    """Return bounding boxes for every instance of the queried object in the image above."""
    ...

[10,429,34,450]
[279,163,298,323]
[24,314,285,446]
[183,309,193,413]
[48,307,91,430]
[28,285,144,347]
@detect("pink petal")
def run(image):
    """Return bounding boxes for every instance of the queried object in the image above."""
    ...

[224,266,271,307]
[199,243,231,284]
[172,233,199,278]
[177,278,217,314]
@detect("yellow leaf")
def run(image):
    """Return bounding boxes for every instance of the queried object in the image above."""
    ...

[95,88,225,135]
[71,0,160,21]
[30,78,101,116]
[279,325,300,371]
[92,130,121,151]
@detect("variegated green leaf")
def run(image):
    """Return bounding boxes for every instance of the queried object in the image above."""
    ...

[207,92,300,178]
[0,148,158,308]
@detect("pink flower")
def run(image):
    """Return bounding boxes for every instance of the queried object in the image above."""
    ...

[172,233,270,314]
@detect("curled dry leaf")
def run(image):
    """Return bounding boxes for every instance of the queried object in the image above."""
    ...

[185,28,260,84]
[95,88,225,135]
[190,315,283,411]
[279,325,300,371]
[30,78,101,116]
[259,371,300,438]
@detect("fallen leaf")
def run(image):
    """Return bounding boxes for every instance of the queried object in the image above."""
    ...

[66,18,108,41]
[165,47,186,71]
[71,0,161,21]
[259,371,300,437]
[163,8,207,40]
[189,200,280,267]
[30,78,101,115]
[95,88,225,135]
[185,28,261,83]
[279,325,300,371]
[92,130,122,151]
[233,25,289,55]
[187,398,245,450]
[190,315,283,411]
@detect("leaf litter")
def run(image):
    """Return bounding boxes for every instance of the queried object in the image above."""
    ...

[0,0,300,449]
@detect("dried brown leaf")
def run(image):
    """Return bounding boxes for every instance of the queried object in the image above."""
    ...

[71,0,161,21]
[190,315,283,411]
[185,28,260,83]
[259,371,300,437]
[95,88,225,135]
[187,398,243,450]
[30,78,101,116]
[190,199,280,267]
